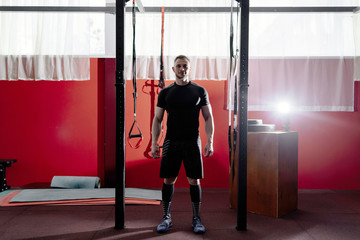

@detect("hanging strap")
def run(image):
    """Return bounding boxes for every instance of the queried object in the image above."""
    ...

[232,1,240,149]
[128,0,143,149]
[233,3,240,129]
[158,6,165,89]
[230,1,241,183]
[156,6,166,148]
[228,0,235,167]
[229,1,241,186]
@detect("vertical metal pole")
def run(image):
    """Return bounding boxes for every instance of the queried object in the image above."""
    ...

[236,0,249,231]
[115,0,127,230]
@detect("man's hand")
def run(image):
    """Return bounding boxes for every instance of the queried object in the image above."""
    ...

[203,142,214,157]
[151,144,161,159]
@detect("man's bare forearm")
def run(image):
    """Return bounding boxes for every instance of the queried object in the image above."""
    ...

[205,117,214,144]
[152,118,162,146]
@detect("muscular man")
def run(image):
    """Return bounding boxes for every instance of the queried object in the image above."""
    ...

[151,55,214,234]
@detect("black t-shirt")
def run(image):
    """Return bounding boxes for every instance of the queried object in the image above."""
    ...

[157,81,210,140]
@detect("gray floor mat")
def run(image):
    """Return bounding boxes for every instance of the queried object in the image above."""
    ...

[9,188,161,202]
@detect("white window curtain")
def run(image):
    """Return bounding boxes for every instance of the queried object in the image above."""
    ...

[0,0,105,81]
[123,11,230,81]
[244,12,355,111]
[247,58,354,111]
[354,8,360,81]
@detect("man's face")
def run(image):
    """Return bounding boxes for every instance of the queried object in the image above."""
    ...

[172,58,191,80]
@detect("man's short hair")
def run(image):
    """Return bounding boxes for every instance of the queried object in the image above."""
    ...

[174,55,190,64]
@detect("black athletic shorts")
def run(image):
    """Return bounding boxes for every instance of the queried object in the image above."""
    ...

[160,137,203,179]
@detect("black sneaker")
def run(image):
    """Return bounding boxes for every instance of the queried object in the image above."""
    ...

[156,215,173,233]
[192,217,206,234]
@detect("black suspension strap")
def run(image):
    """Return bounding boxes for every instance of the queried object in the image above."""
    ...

[228,0,234,167]
[229,0,241,214]
[158,6,165,89]
[128,0,143,149]
[231,1,241,180]
[229,0,240,166]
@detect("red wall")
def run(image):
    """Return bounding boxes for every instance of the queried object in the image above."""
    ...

[0,59,100,187]
[1,58,359,189]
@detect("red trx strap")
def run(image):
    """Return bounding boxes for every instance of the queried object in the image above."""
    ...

[157,6,166,148]
[128,0,143,149]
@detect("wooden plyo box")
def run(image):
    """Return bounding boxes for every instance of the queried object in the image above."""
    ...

[229,132,298,217]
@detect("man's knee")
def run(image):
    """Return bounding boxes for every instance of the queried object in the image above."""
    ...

[164,177,177,185]
[187,177,200,186]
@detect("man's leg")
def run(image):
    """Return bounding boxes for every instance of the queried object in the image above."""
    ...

[157,177,177,233]
[188,178,206,234]
[162,177,176,217]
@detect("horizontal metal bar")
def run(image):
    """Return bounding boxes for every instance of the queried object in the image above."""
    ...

[0,6,115,14]
[252,6,358,13]
[126,7,231,13]
[0,6,358,13]
[125,6,359,13]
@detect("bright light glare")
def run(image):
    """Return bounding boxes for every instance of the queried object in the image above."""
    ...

[277,102,292,114]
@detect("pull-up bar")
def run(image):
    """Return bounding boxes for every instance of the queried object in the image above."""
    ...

[124,6,358,13]
[0,6,358,13]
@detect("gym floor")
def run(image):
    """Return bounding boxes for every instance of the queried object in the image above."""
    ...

[0,189,360,240]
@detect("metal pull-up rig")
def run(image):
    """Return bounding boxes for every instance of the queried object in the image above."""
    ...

[114,0,249,231]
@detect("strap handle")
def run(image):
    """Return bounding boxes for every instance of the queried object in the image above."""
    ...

[128,118,143,149]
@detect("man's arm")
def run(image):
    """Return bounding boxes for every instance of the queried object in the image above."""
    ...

[201,104,214,157]
[151,106,165,159]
